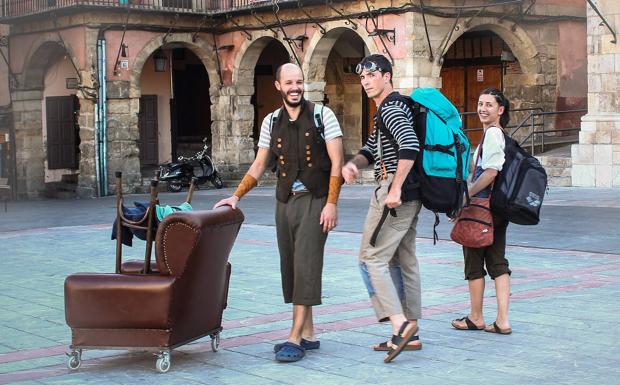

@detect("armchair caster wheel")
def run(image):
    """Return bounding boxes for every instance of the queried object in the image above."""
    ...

[66,349,82,370]
[211,333,220,352]
[155,351,171,373]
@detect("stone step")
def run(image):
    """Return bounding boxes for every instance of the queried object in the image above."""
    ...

[536,145,572,187]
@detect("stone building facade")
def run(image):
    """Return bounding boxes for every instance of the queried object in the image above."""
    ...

[0,0,600,198]
[571,0,620,187]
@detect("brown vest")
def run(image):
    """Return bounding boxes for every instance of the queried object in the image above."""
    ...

[270,100,331,203]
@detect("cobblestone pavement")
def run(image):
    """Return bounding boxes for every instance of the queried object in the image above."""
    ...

[0,186,619,384]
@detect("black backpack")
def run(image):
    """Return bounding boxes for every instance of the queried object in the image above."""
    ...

[491,134,547,225]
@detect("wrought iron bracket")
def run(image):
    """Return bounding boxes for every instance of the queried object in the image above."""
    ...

[192,15,209,42]
[586,0,617,44]
[418,0,434,62]
[273,2,302,67]
[368,28,396,45]
[283,35,308,51]
[297,0,326,35]
[363,0,393,65]
[162,13,180,44]
[252,10,279,38]
[326,0,357,30]
[0,36,18,87]
[211,33,230,88]
[226,14,252,41]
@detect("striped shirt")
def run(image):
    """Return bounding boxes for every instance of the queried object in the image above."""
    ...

[359,94,419,180]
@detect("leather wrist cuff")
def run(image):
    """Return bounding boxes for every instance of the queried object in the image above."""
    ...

[327,176,344,204]
[233,174,258,200]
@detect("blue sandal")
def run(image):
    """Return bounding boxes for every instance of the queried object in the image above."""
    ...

[274,338,320,352]
[275,342,306,362]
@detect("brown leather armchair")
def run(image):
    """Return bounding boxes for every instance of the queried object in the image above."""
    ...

[64,206,244,372]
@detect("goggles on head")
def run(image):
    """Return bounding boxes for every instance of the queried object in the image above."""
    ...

[355,60,383,75]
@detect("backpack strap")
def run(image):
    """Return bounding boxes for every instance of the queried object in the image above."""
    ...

[375,93,415,152]
[269,107,282,134]
[313,102,325,140]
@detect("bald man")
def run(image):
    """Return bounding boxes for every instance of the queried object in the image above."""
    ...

[214,63,344,363]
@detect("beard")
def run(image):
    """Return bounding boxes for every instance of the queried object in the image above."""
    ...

[280,89,303,107]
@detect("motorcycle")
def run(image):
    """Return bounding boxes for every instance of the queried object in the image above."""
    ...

[159,138,224,192]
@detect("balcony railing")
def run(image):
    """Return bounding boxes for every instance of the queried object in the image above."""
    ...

[0,0,280,19]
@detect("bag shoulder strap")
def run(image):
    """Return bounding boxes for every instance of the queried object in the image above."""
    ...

[313,103,325,139]
[269,107,282,134]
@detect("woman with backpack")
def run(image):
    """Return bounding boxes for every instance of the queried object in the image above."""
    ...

[451,88,513,335]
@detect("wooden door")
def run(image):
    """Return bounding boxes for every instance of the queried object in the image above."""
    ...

[440,66,466,114]
[46,95,78,169]
[465,65,502,145]
[138,95,159,165]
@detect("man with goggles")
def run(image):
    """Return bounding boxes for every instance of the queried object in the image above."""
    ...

[342,54,423,364]
[355,60,384,75]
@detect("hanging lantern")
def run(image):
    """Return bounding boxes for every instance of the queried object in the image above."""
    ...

[153,49,167,72]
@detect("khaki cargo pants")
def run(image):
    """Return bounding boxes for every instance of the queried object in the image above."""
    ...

[359,176,422,321]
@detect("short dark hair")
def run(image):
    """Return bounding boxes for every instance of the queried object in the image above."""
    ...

[358,54,393,77]
[480,87,511,128]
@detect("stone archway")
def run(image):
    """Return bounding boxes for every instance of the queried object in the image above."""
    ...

[303,24,377,102]
[130,34,219,99]
[434,19,548,142]
[303,25,375,156]
[220,35,293,174]
[432,19,541,78]
[108,34,220,190]
[12,39,85,198]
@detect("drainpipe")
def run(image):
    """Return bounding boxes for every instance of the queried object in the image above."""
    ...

[96,30,109,196]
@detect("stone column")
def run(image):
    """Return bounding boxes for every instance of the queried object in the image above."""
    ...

[571,0,620,187]
[211,85,255,180]
[106,80,142,193]
[75,65,99,197]
[304,81,326,104]
[10,89,45,198]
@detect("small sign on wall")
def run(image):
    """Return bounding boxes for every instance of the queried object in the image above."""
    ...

[120,59,129,69]
[65,78,79,89]
[476,69,484,82]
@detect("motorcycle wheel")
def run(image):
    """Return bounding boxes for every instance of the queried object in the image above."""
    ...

[211,173,224,189]
[168,180,183,193]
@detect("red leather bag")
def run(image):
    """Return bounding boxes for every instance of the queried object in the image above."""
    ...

[450,130,494,248]
[450,196,493,248]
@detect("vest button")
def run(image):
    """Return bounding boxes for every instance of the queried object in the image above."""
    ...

[305,132,310,137]
[306,150,311,155]
[308,163,313,167]
[306,157,311,161]
[280,161,285,165]
[305,145,310,149]
[282,172,287,177]
[279,155,284,159]
[277,138,282,142]
[277,144,282,148]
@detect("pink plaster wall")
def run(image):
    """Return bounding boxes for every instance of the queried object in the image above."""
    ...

[41,56,79,182]
[371,14,407,59]
[105,30,160,81]
[556,20,587,129]
[10,27,87,75]
[140,53,172,163]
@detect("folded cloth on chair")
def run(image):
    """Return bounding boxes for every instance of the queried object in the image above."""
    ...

[111,201,156,247]
[155,202,192,221]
